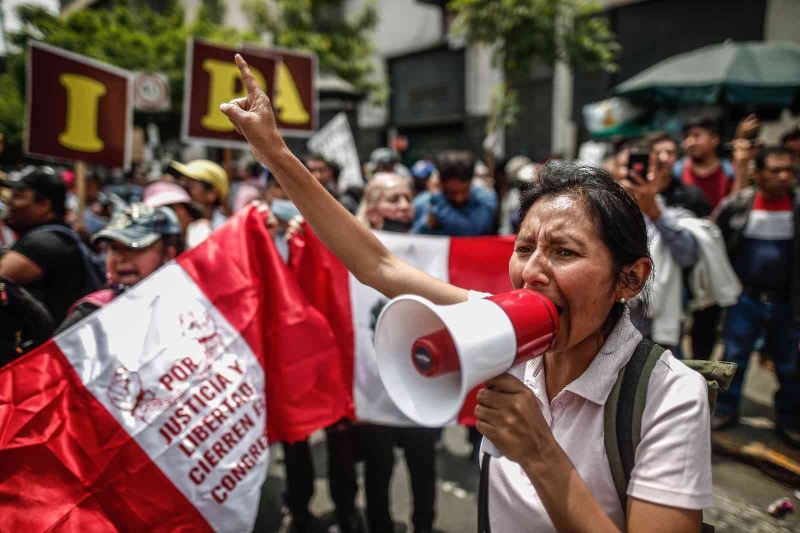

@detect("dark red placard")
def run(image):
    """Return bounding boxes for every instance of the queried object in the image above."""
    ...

[26,42,132,168]
[182,40,318,147]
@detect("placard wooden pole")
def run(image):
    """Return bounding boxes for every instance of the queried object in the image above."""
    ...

[75,160,86,227]
[223,147,233,178]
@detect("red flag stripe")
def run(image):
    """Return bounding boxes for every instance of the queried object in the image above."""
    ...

[0,341,209,532]
[179,209,350,441]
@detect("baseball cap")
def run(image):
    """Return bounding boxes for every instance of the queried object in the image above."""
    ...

[0,166,66,214]
[143,181,193,208]
[369,148,399,166]
[411,160,436,180]
[92,203,180,249]
[170,159,229,202]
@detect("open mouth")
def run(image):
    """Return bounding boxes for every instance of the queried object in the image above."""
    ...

[116,269,140,283]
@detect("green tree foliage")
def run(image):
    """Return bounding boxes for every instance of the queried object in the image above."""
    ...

[448,0,619,155]
[0,0,251,160]
[449,0,619,80]
[243,0,383,100]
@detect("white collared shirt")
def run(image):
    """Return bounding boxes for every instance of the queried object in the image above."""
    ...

[481,305,713,531]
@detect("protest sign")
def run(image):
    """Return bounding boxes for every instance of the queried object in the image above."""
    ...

[26,42,133,169]
[307,112,364,191]
[182,40,317,147]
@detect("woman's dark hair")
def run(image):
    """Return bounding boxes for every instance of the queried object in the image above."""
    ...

[518,160,651,330]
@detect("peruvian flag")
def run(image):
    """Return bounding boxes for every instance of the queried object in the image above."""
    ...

[0,206,348,531]
[290,226,514,426]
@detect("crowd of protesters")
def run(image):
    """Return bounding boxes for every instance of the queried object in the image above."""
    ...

[1,112,799,532]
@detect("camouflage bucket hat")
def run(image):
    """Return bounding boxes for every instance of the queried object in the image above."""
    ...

[92,203,180,249]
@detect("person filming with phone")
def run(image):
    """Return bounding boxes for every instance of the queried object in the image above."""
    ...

[615,135,739,356]
[615,140,700,354]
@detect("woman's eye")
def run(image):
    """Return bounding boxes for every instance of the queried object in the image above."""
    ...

[515,245,532,255]
[556,248,575,257]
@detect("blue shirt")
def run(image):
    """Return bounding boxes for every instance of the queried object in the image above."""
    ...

[412,186,498,236]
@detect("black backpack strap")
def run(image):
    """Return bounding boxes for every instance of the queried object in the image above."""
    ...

[27,224,103,290]
[604,337,664,512]
[478,452,491,533]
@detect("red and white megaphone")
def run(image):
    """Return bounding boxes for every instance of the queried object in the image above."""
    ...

[374,289,559,455]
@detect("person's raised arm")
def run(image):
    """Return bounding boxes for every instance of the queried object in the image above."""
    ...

[220,55,466,304]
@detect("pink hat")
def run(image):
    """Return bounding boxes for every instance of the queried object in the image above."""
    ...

[144,181,192,208]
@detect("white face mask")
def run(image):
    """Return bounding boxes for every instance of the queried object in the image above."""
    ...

[270,198,300,222]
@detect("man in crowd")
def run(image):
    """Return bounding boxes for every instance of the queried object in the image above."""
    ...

[677,116,734,211]
[412,150,498,236]
[647,132,710,217]
[675,118,735,360]
[0,166,98,325]
[304,153,359,214]
[305,153,338,195]
[58,203,182,331]
[713,147,800,447]
[615,141,700,354]
[170,159,229,248]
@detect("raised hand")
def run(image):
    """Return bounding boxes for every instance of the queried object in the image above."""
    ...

[735,113,760,140]
[219,54,285,165]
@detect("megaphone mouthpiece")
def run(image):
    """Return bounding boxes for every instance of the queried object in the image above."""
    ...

[411,328,459,377]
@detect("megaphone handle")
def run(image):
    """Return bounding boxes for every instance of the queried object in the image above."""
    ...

[481,437,503,458]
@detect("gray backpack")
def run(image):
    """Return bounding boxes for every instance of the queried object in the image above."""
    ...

[604,337,737,533]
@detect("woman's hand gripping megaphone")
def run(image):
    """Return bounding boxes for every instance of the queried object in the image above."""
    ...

[475,374,552,461]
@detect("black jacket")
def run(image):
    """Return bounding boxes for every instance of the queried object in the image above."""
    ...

[714,186,800,319]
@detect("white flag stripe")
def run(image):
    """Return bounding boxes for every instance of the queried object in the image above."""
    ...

[743,210,794,240]
[350,232,451,425]
[55,263,268,533]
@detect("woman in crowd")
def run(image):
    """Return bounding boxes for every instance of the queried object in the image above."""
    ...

[356,172,439,533]
[221,55,711,532]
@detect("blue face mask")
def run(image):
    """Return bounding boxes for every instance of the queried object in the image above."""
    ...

[271,198,300,222]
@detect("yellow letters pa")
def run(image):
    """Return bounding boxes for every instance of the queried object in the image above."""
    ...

[201,59,267,132]
[274,62,310,125]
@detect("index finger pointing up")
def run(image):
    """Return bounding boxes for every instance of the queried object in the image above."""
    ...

[235,54,260,96]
